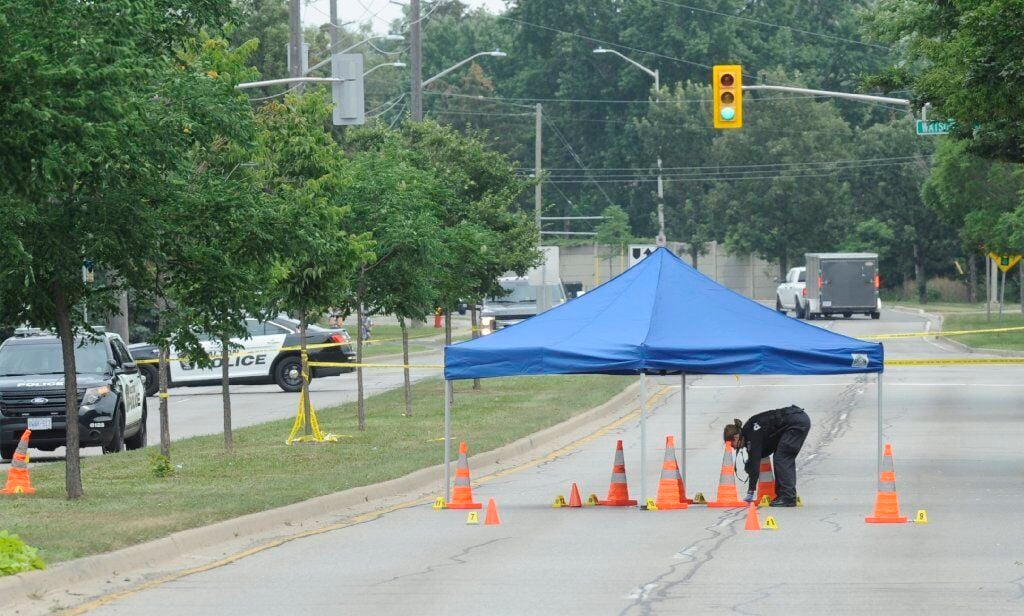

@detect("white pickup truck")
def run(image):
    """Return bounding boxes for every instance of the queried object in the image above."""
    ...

[776,267,809,318]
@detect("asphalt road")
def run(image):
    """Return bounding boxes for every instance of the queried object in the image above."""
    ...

[75,310,1024,613]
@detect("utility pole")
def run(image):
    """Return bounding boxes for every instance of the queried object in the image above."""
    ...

[410,0,423,121]
[329,0,340,80]
[289,0,303,93]
[656,157,665,247]
[535,103,542,234]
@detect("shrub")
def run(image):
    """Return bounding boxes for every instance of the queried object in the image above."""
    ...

[0,530,45,576]
[149,452,174,478]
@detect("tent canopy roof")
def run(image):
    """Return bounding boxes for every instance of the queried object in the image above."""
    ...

[445,247,883,380]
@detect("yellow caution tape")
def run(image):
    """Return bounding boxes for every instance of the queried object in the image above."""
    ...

[308,361,443,369]
[866,326,1024,340]
[885,357,1024,366]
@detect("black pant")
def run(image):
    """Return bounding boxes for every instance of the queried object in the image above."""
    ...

[773,409,811,500]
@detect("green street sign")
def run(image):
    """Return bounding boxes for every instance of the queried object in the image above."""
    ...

[916,120,953,136]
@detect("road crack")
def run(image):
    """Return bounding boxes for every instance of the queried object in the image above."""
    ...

[371,537,509,587]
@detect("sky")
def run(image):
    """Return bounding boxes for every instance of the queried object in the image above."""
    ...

[303,0,507,33]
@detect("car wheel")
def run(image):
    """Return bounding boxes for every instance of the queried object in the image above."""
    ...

[274,356,304,393]
[140,365,159,397]
[871,311,881,320]
[125,400,147,450]
[775,296,785,313]
[0,443,16,461]
[843,312,852,319]
[102,409,125,454]
[795,298,806,319]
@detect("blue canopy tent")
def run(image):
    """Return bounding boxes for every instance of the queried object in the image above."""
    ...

[443,247,885,505]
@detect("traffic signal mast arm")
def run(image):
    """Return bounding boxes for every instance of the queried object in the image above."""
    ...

[741,85,910,107]
[235,77,354,90]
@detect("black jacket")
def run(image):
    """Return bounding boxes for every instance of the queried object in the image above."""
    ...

[739,405,804,488]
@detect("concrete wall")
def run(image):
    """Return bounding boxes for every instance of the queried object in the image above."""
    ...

[557,242,778,301]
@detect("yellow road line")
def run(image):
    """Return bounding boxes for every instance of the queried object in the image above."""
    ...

[63,385,672,615]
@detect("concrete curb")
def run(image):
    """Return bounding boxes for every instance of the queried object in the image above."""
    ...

[2,380,643,611]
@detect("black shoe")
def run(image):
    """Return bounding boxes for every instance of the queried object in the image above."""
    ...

[769,497,797,507]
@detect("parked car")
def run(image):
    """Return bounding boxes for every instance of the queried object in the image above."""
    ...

[0,329,146,460]
[776,267,809,318]
[128,316,355,396]
[480,276,567,334]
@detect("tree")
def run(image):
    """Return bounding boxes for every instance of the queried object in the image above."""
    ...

[0,0,235,498]
[706,72,855,277]
[256,91,374,438]
[595,205,633,274]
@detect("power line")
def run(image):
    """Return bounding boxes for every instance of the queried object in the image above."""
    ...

[537,156,929,174]
[648,0,892,52]
[543,116,617,207]
[424,90,901,108]
[543,159,931,183]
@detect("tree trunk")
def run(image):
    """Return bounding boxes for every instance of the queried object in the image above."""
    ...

[470,305,480,390]
[967,253,978,304]
[53,280,83,499]
[156,302,171,459]
[400,317,412,417]
[690,243,699,268]
[299,308,313,436]
[356,291,366,431]
[778,253,788,281]
[221,336,233,452]
[914,244,927,304]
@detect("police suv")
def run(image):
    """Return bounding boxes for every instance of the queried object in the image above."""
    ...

[0,329,147,460]
[129,316,356,397]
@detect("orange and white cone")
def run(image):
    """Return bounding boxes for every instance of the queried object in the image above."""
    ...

[865,443,907,523]
[707,441,745,508]
[447,441,482,510]
[755,457,776,503]
[654,436,688,510]
[2,429,36,495]
[599,440,637,506]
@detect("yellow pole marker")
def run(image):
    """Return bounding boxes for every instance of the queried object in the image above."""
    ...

[552,495,566,508]
[432,497,446,510]
[466,511,479,525]
[915,509,928,524]
[763,516,779,530]
[645,498,658,510]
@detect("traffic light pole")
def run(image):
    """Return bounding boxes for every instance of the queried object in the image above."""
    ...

[742,85,910,107]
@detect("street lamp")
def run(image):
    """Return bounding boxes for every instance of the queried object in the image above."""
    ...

[422,50,508,88]
[306,34,406,75]
[363,62,407,78]
[593,47,665,246]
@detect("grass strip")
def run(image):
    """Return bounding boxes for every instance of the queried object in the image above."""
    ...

[943,312,1024,351]
[0,374,629,565]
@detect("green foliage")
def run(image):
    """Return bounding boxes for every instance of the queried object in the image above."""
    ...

[595,205,633,255]
[148,453,175,478]
[0,531,45,576]
[838,219,896,260]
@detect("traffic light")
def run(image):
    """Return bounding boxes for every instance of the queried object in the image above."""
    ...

[713,65,743,129]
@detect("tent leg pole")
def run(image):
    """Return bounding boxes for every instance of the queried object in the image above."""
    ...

[639,373,648,509]
[444,379,452,503]
[680,373,686,489]
[877,373,883,481]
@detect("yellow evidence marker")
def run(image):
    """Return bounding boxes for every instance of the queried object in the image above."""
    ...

[552,495,566,508]
[466,511,480,525]
[758,495,771,508]
[692,492,707,505]
[915,509,929,524]
[433,497,446,510]
[586,493,600,506]
[795,495,804,507]
[763,517,779,530]
[646,498,658,510]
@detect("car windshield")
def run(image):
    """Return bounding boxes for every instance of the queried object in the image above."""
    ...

[488,281,566,304]
[0,339,110,377]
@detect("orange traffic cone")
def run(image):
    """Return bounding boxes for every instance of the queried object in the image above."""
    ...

[744,502,760,530]
[707,441,745,508]
[2,430,36,495]
[865,443,908,524]
[567,483,583,508]
[599,440,637,506]
[755,457,776,503]
[447,441,482,509]
[654,436,688,510]
[484,498,500,525]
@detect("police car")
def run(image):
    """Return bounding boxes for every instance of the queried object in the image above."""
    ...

[128,316,356,397]
[0,329,147,460]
